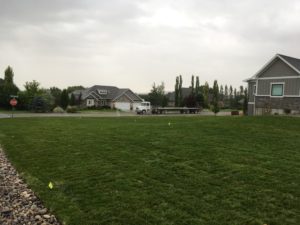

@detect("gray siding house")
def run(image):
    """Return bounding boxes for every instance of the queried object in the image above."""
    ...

[245,54,300,115]
[72,85,143,111]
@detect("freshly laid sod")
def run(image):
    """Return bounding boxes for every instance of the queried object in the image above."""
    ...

[0,116,299,225]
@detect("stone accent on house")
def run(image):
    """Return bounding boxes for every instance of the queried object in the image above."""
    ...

[255,96,300,111]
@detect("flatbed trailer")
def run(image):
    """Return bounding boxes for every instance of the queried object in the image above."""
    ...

[152,107,201,114]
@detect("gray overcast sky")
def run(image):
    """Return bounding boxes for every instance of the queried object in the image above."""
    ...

[1,0,300,92]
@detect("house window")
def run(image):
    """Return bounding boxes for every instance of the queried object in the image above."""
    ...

[253,85,256,95]
[271,84,284,96]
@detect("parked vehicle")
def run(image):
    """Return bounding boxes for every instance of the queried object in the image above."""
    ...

[136,101,202,114]
[152,107,201,114]
[136,101,151,114]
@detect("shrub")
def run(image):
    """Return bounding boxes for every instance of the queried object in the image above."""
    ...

[66,105,77,113]
[284,108,291,114]
[53,106,65,113]
[31,96,49,113]
[85,105,113,110]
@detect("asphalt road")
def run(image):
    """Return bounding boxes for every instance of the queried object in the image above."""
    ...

[0,111,232,119]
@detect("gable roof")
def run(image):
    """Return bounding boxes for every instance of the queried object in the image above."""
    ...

[113,88,143,102]
[72,85,142,102]
[245,54,300,82]
[277,54,300,73]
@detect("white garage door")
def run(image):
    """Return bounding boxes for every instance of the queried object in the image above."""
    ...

[115,102,131,111]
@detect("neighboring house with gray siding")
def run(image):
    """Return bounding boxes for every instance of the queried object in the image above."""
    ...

[72,85,143,111]
[245,54,300,115]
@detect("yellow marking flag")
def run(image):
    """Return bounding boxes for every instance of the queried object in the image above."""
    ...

[48,182,54,189]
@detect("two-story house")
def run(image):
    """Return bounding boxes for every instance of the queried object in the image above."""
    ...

[245,54,300,115]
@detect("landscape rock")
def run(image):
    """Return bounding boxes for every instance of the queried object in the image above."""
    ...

[43,214,51,219]
[0,148,60,225]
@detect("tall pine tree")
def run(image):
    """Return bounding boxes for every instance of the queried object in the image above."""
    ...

[195,76,200,96]
[243,88,248,115]
[212,80,220,115]
[219,85,224,101]
[179,75,183,106]
[203,82,209,107]
[191,75,194,95]
[60,89,69,109]
[174,76,179,107]
[0,66,19,108]
[224,85,228,99]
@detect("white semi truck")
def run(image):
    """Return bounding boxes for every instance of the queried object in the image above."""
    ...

[136,101,151,114]
[136,101,201,114]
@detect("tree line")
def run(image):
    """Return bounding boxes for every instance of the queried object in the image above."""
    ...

[0,66,248,114]
[0,66,83,112]
[145,75,248,114]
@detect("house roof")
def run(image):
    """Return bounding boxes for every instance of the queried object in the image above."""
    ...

[244,54,300,82]
[277,54,300,72]
[72,85,142,102]
[167,87,192,102]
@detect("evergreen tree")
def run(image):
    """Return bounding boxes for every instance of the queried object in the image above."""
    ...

[243,88,248,115]
[77,92,82,106]
[203,82,209,107]
[70,93,76,106]
[191,75,194,95]
[211,80,220,114]
[31,96,48,113]
[240,86,244,97]
[219,85,224,101]
[194,76,203,107]
[229,85,233,109]
[60,89,69,109]
[179,75,183,106]
[224,85,228,99]
[175,76,179,107]
[0,66,19,108]
[4,66,14,84]
[195,76,200,96]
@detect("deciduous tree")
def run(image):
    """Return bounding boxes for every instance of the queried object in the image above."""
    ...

[149,82,168,107]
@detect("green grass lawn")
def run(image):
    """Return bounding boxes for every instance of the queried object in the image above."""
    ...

[0,116,299,225]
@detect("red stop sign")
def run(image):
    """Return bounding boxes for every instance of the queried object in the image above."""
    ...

[10,98,18,106]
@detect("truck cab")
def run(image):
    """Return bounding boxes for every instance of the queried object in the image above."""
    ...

[136,101,151,114]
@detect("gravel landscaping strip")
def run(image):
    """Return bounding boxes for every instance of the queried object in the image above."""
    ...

[0,148,60,225]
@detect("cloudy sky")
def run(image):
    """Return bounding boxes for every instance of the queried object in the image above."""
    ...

[1,0,300,92]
